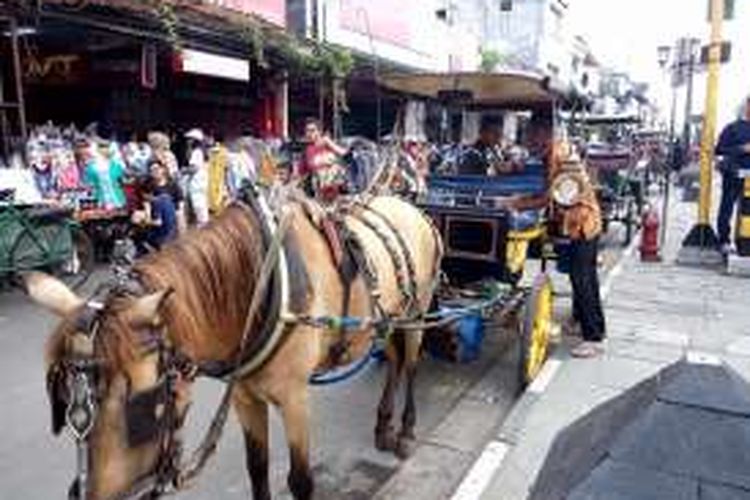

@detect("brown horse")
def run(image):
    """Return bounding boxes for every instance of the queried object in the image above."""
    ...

[27,193,441,500]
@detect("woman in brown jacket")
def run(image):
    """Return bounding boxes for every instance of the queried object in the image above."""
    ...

[557,161,607,357]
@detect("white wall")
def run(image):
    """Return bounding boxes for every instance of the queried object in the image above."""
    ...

[320,0,478,71]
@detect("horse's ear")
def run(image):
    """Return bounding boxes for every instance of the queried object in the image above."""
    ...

[24,272,83,317]
[128,289,173,327]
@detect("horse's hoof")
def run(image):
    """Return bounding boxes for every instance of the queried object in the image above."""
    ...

[395,436,416,460]
[375,430,397,452]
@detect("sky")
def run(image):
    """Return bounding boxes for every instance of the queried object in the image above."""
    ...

[568,0,749,126]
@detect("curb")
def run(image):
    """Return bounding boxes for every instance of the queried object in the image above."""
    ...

[449,231,641,500]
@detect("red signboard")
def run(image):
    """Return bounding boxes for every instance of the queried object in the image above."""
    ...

[204,0,285,27]
[338,0,411,48]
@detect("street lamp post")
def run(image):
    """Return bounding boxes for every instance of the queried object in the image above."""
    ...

[658,44,677,246]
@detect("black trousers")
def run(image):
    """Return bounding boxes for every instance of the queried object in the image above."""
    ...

[717,172,742,245]
[570,238,606,342]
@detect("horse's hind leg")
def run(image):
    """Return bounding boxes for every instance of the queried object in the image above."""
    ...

[233,384,271,500]
[280,388,314,500]
[375,332,404,452]
[396,329,423,459]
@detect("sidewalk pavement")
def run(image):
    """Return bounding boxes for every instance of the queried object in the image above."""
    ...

[453,191,750,500]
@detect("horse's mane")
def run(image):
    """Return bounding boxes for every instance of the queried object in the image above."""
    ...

[133,204,263,363]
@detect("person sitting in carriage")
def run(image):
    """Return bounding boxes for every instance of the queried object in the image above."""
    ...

[460,118,526,176]
[459,118,504,176]
[296,117,348,203]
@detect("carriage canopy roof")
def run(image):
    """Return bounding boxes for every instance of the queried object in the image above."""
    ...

[379,71,566,108]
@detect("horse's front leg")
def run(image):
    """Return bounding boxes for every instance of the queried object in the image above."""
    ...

[233,384,270,500]
[280,387,314,500]
[375,332,404,452]
[396,329,423,459]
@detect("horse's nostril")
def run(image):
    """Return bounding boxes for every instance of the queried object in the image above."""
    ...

[67,478,80,500]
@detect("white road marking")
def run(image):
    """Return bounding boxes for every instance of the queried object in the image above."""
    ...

[527,359,562,394]
[686,351,721,365]
[451,440,510,500]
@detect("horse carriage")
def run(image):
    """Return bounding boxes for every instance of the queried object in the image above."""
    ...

[379,71,563,386]
[579,114,647,245]
[0,185,93,290]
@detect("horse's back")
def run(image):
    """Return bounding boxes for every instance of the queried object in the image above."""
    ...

[352,196,441,312]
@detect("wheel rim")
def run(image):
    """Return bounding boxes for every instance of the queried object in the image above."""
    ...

[525,279,553,382]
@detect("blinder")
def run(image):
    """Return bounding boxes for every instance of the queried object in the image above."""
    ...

[46,363,69,435]
[125,376,170,447]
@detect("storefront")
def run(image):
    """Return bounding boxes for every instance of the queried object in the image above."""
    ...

[0,0,289,157]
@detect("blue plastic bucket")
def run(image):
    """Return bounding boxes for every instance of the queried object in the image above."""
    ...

[427,307,485,363]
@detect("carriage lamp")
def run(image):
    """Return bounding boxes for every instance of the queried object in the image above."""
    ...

[66,371,96,441]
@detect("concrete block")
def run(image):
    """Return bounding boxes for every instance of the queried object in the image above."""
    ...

[676,247,724,267]
[727,255,750,277]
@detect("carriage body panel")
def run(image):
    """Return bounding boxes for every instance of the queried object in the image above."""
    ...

[418,169,547,285]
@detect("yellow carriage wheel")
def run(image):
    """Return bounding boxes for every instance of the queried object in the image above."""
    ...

[519,273,554,387]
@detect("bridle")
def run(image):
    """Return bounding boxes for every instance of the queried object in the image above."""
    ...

[52,279,197,500]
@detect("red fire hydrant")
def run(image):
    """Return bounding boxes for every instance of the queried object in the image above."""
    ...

[640,207,661,262]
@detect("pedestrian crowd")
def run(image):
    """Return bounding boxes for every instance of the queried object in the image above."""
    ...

[0,122,285,254]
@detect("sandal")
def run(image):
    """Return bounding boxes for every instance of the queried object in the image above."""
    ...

[571,341,603,358]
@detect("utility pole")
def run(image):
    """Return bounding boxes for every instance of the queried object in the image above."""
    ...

[677,0,724,265]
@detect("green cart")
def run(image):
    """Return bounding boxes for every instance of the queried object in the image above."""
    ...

[0,188,94,289]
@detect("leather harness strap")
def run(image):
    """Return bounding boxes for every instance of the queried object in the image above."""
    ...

[348,204,419,318]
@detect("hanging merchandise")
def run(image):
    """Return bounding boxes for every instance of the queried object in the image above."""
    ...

[208,141,229,214]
